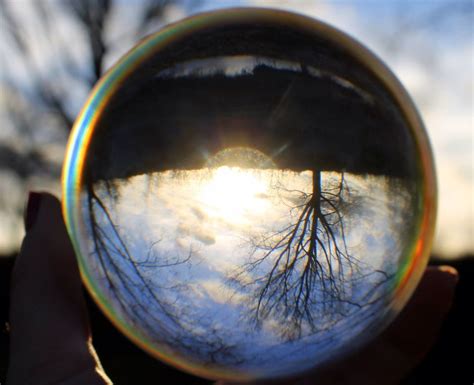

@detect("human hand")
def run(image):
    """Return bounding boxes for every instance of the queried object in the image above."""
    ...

[7,192,111,385]
[7,192,458,385]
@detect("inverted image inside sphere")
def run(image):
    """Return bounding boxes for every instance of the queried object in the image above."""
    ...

[63,9,434,382]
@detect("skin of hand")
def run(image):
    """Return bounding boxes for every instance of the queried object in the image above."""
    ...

[7,192,458,385]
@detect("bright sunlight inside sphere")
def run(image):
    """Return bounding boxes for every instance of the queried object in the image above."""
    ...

[199,147,275,223]
[198,166,270,223]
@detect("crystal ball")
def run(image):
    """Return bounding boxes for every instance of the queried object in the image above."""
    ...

[62,8,436,382]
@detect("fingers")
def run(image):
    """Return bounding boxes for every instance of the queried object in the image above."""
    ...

[381,266,458,363]
[7,192,111,385]
[306,265,458,385]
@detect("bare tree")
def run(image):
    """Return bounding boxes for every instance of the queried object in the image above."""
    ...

[231,170,393,340]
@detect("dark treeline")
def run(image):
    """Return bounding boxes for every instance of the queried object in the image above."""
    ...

[87,64,418,184]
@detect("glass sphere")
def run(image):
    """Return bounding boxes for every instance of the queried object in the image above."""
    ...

[62,8,436,382]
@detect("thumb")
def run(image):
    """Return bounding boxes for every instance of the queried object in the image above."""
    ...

[7,192,110,385]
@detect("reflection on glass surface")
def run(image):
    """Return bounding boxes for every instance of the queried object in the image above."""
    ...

[63,9,435,382]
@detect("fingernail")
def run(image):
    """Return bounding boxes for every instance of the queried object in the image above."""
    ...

[24,192,42,232]
[437,265,459,284]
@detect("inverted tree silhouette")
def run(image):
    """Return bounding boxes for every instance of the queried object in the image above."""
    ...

[79,34,415,342]
[82,62,405,342]
[231,170,393,340]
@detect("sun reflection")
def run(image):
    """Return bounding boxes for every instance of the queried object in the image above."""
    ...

[198,166,270,223]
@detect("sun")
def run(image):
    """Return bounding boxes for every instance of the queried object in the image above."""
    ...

[198,147,275,223]
[198,166,267,222]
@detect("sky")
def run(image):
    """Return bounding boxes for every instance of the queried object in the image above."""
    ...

[0,0,472,259]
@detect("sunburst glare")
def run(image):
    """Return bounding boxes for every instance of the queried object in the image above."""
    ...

[198,166,270,224]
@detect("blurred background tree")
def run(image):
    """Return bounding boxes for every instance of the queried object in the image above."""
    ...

[0,0,202,255]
